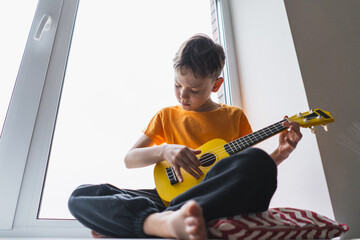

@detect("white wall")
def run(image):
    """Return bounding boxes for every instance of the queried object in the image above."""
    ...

[285,1,360,238]
[227,0,334,220]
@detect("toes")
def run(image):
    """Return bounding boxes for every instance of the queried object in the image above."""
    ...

[185,200,203,217]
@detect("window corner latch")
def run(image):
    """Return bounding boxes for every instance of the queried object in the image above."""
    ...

[34,14,52,41]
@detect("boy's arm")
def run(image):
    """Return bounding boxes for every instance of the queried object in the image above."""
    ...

[124,134,203,182]
[124,134,160,168]
[270,120,303,165]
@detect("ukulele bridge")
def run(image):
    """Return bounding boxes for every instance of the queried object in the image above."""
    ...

[166,166,178,185]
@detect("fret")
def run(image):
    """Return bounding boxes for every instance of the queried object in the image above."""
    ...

[266,126,274,135]
[224,144,232,154]
[247,134,254,146]
[229,141,237,152]
[239,138,249,148]
[266,126,274,134]
[244,135,253,144]
[234,139,241,151]
[225,142,237,154]
[253,131,260,139]
[244,135,251,144]
[249,134,257,144]
[234,139,242,151]
[276,120,287,131]
[237,138,246,149]
[228,142,234,152]
[260,129,269,138]
[233,141,240,151]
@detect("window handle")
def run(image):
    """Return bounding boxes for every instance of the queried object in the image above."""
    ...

[34,14,52,41]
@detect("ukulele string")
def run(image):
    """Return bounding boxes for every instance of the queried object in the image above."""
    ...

[195,121,287,166]
[167,121,287,169]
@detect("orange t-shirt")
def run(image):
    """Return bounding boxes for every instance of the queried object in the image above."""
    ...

[144,104,252,149]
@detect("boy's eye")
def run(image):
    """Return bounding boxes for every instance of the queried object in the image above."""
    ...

[191,90,200,93]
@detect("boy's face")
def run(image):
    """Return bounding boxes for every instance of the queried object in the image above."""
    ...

[174,69,222,112]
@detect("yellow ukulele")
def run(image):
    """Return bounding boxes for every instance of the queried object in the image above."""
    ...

[154,108,334,205]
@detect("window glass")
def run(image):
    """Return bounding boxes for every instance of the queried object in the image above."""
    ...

[0,1,38,136]
[39,0,213,219]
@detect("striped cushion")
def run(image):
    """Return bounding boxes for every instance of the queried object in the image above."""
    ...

[207,208,349,240]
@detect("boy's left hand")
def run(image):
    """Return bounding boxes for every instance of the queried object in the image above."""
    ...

[271,116,302,165]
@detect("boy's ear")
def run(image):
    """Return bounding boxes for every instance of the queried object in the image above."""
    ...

[212,77,224,92]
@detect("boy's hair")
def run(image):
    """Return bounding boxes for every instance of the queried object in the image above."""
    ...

[173,34,225,80]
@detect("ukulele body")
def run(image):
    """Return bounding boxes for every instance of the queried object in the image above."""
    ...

[154,138,229,203]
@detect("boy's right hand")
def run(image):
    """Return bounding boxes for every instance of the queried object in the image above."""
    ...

[162,144,203,182]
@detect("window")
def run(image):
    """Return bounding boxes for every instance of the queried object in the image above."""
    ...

[0,0,236,237]
[39,0,215,219]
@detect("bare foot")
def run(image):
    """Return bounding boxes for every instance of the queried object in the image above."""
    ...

[143,200,207,240]
[91,230,109,238]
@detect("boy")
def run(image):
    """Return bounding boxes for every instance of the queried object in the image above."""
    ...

[68,34,302,239]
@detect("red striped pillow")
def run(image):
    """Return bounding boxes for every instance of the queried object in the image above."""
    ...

[207,208,349,239]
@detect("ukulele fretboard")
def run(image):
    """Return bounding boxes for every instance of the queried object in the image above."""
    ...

[224,119,288,155]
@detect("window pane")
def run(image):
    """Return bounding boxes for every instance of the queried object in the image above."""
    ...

[0,1,38,136]
[39,0,213,219]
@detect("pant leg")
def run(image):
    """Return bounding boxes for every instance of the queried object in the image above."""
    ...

[68,183,166,238]
[167,148,277,222]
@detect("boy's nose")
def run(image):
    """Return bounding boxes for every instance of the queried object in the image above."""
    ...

[180,89,190,99]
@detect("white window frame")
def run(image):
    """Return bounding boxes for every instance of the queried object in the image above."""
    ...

[0,0,238,237]
[0,0,85,237]
[0,0,64,230]
[212,0,242,107]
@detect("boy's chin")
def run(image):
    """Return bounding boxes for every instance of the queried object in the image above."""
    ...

[181,106,204,112]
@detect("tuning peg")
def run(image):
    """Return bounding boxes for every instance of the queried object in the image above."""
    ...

[310,109,314,114]
[310,126,316,134]
[317,115,322,120]
[322,125,329,132]
[298,112,302,117]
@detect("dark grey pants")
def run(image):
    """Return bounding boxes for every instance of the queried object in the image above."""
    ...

[68,148,277,238]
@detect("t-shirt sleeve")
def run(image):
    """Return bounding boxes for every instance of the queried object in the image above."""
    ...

[239,110,253,137]
[143,110,166,145]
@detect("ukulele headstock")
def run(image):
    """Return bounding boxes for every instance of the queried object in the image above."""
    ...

[288,108,334,130]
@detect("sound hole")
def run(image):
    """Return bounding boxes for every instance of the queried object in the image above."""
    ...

[199,153,216,167]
